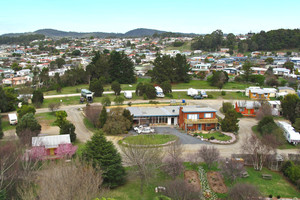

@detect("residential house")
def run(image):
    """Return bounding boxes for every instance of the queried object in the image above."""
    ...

[249,88,271,100]
[251,67,267,75]
[223,68,237,75]
[2,77,27,85]
[16,69,31,77]
[273,68,290,76]
[32,134,71,156]
[268,101,281,116]
[178,106,218,131]
[245,87,260,97]
[278,87,296,95]
[263,88,277,98]
[235,101,261,117]
[190,63,211,74]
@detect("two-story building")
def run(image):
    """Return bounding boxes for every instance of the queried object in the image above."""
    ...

[178,106,218,131]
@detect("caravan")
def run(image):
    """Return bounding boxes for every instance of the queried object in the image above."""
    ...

[124,91,132,99]
[277,121,300,145]
[155,86,165,98]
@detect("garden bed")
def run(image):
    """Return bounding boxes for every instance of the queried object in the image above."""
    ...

[184,170,201,192]
[188,131,236,144]
[207,171,227,194]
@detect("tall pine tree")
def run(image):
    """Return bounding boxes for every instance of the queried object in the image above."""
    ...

[99,106,107,128]
[82,130,126,188]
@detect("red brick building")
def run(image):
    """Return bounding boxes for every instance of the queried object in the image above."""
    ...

[178,106,218,131]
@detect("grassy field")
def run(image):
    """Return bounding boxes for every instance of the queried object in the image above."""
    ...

[122,134,177,145]
[35,112,57,126]
[236,167,300,198]
[83,117,98,133]
[43,78,250,96]
[194,131,232,141]
[1,118,16,132]
[165,41,192,52]
[252,125,298,149]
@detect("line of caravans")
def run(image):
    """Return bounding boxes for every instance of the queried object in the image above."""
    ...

[277,121,300,145]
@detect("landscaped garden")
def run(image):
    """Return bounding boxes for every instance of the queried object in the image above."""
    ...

[192,131,232,142]
[121,134,178,146]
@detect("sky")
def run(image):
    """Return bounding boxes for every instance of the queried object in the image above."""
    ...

[1,0,300,35]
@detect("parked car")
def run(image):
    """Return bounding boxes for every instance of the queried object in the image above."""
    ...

[138,127,155,134]
[193,95,203,99]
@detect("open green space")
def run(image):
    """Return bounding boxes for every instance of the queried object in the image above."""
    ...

[121,134,177,145]
[35,112,57,126]
[1,118,16,132]
[194,131,232,141]
[236,167,300,198]
[252,125,298,150]
[165,41,192,52]
[43,78,250,96]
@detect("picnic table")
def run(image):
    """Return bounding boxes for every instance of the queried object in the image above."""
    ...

[262,174,272,180]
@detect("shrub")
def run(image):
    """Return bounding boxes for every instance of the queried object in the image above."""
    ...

[149,100,159,104]
[208,94,213,98]
[221,91,226,96]
[277,195,280,199]
[193,133,198,137]
[210,136,215,140]
[269,194,273,198]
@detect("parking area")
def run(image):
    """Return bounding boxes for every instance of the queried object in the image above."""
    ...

[154,127,209,145]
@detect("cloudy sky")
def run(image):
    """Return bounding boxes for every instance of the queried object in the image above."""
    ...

[1,0,299,35]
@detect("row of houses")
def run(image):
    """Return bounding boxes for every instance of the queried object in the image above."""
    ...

[246,86,296,101]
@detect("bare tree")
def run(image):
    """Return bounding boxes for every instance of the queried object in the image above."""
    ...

[120,142,163,195]
[162,141,184,179]
[197,145,220,169]
[256,102,272,120]
[241,135,274,171]
[85,105,102,128]
[0,141,21,196]
[48,102,60,112]
[229,183,261,200]
[220,159,245,182]
[163,179,202,200]
[22,159,103,200]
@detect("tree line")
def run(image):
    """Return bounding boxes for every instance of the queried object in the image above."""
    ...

[191,29,300,52]
[0,34,45,45]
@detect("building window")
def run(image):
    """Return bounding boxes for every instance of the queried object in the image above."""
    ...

[204,113,212,118]
[240,108,244,112]
[187,114,197,120]
[207,124,211,127]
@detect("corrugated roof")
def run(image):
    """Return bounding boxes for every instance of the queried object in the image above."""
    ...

[32,134,71,149]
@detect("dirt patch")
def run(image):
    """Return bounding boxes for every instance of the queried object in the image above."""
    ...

[207,171,227,193]
[184,170,201,192]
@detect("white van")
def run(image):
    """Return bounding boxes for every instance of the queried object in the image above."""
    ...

[8,114,18,125]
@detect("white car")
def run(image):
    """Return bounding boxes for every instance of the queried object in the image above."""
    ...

[137,127,155,134]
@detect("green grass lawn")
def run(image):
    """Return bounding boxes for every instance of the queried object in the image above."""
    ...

[194,131,232,141]
[165,41,192,52]
[1,119,16,132]
[121,134,177,145]
[83,117,98,133]
[103,170,172,200]
[236,167,300,198]
[43,78,250,96]
[35,112,57,126]
[252,125,298,149]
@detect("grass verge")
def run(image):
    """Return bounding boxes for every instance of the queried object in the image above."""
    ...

[121,134,177,145]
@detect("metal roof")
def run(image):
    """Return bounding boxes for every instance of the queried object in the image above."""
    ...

[32,134,71,149]
[127,106,179,117]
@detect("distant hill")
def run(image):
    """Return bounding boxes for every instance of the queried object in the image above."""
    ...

[1,28,197,38]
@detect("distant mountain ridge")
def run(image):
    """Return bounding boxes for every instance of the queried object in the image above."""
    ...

[1,28,197,38]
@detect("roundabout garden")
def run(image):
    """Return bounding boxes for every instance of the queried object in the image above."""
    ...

[120,134,178,147]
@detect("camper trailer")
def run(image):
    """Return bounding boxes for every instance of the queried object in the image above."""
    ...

[8,113,18,125]
[187,88,198,96]
[277,121,300,145]
[155,86,165,98]
[81,89,93,103]
[124,91,132,99]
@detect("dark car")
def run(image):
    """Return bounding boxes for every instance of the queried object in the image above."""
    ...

[193,95,203,99]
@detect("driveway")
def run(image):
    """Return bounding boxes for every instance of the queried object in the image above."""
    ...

[154,127,209,145]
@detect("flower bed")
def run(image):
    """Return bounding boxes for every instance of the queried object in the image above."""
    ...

[198,166,217,200]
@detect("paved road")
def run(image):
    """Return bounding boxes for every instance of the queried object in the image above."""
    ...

[155,127,209,145]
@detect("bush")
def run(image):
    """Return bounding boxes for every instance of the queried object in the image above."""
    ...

[222,102,233,113]
[193,133,198,137]
[277,195,280,199]
[208,94,213,99]
[101,96,111,106]
[149,100,159,104]
[114,96,124,105]
[269,194,273,198]
[210,136,215,140]
[221,91,226,96]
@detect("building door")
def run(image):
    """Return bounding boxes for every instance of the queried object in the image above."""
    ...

[171,118,174,125]
[198,124,202,130]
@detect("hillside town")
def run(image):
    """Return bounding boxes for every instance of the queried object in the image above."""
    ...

[1,1,300,199]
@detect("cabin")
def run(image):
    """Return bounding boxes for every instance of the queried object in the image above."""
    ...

[32,134,71,156]
[249,88,271,100]
[235,101,261,117]
[178,106,218,131]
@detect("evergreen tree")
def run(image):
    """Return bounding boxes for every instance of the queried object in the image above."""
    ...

[135,82,145,96]
[17,104,36,119]
[111,81,121,95]
[89,78,104,97]
[221,109,239,133]
[32,90,44,106]
[144,83,156,99]
[16,113,41,143]
[123,109,133,129]
[99,106,107,128]
[281,94,300,124]
[242,61,253,82]
[0,87,8,113]
[82,130,126,188]
[161,81,172,94]
[60,121,76,142]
